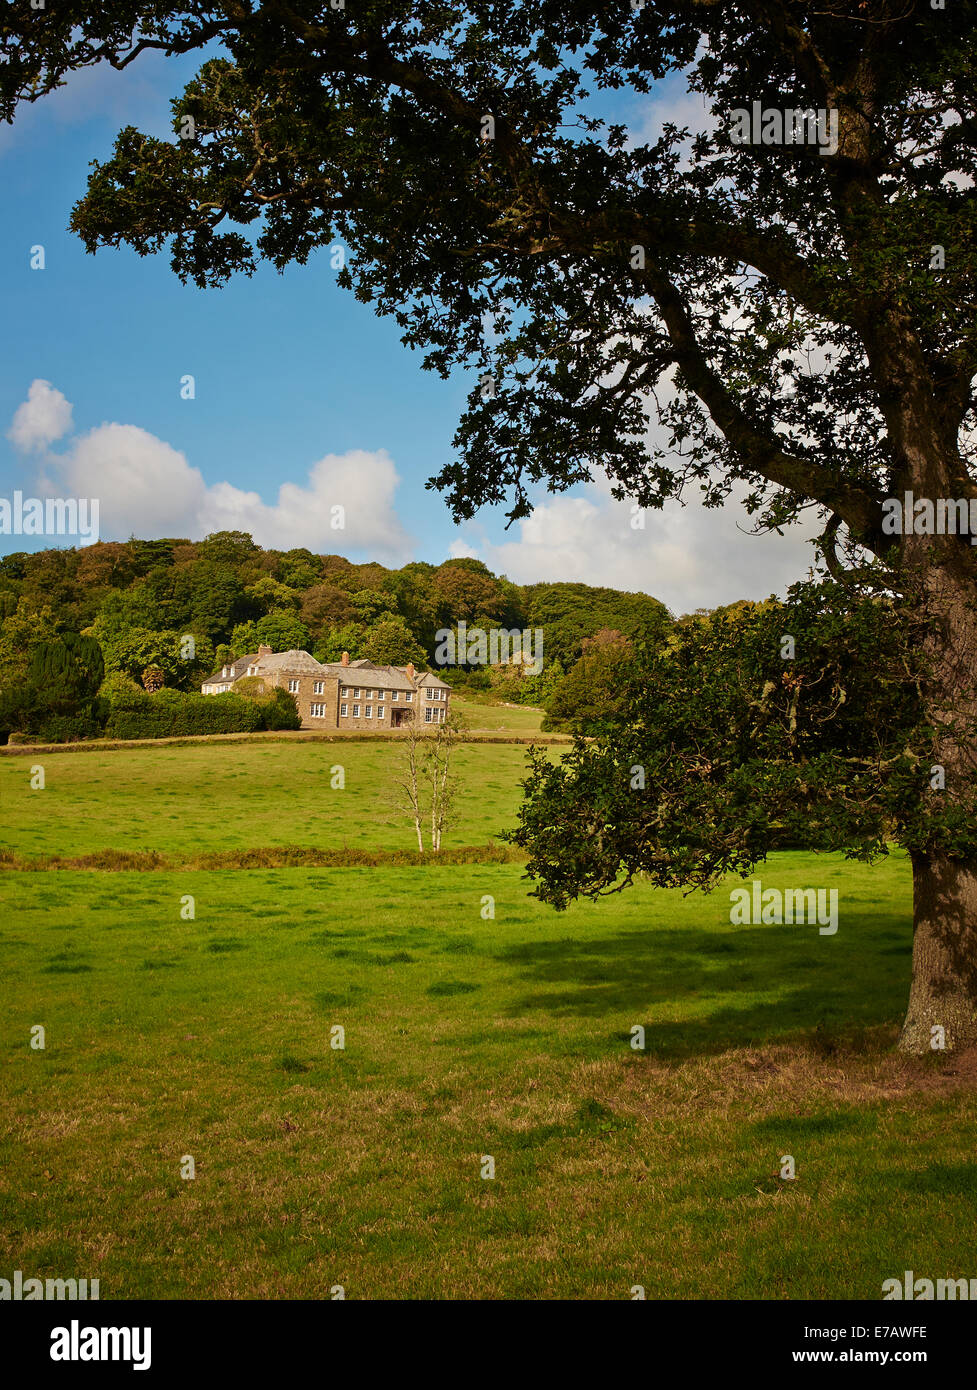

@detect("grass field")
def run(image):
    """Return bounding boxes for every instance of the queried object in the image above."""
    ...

[0,738,548,859]
[452,696,548,733]
[2,735,975,1299]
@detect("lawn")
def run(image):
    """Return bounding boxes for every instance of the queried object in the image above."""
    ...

[451,696,548,734]
[0,738,550,860]
[1,739,975,1300]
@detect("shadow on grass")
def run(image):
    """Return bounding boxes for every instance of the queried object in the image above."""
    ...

[495,915,911,1059]
[883,1164,977,1198]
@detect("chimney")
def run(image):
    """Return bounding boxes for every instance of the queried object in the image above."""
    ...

[257,644,273,657]
[341,651,350,667]
[406,662,415,680]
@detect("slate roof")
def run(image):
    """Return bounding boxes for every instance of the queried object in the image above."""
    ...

[415,670,453,689]
[253,649,324,675]
[327,662,415,692]
[202,653,258,685]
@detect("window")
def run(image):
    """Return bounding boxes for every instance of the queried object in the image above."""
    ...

[404,692,413,702]
[439,708,446,723]
[313,680,324,694]
[341,686,350,697]
[340,703,348,717]
[377,706,385,719]
[353,687,361,698]
[288,679,299,693]
[424,707,433,722]
[391,691,399,702]
[310,702,325,717]
[426,688,435,700]
[365,705,373,718]
[352,704,360,717]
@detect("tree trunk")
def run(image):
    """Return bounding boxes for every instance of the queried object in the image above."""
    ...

[898,554,977,1054]
[900,853,977,1053]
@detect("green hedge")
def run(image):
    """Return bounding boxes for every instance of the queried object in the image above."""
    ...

[260,686,303,731]
[106,688,265,739]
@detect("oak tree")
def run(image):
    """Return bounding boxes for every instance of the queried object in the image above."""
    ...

[4,0,976,1049]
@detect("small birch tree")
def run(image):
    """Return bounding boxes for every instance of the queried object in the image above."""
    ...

[388,709,425,854]
[423,713,466,852]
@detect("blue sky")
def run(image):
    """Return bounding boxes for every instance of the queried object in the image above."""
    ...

[0,49,817,614]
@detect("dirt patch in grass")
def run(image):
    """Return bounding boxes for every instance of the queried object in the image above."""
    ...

[610,1034,977,1113]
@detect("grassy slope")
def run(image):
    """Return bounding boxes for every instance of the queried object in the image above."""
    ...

[451,696,547,733]
[0,740,547,858]
[1,739,975,1299]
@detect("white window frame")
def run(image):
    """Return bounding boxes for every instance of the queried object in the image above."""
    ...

[313,680,324,694]
[353,687,361,698]
[405,691,413,702]
[377,705,385,719]
[424,707,433,722]
[365,705,373,718]
[310,702,325,717]
[341,686,350,698]
[340,703,348,717]
[352,704,360,717]
[288,679,300,693]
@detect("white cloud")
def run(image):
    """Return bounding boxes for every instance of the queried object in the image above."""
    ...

[448,537,480,560]
[455,480,819,616]
[198,450,413,560]
[7,379,73,451]
[635,84,719,152]
[7,382,414,561]
[0,51,183,159]
[58,422,209,537]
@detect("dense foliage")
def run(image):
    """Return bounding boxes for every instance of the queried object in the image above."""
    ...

[0,631,108,743]
[508,580,946,905]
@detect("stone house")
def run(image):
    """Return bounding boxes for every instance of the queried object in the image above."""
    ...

[200,647,452,731]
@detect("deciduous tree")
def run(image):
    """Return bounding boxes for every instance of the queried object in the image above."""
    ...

[4,1,977,1048]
